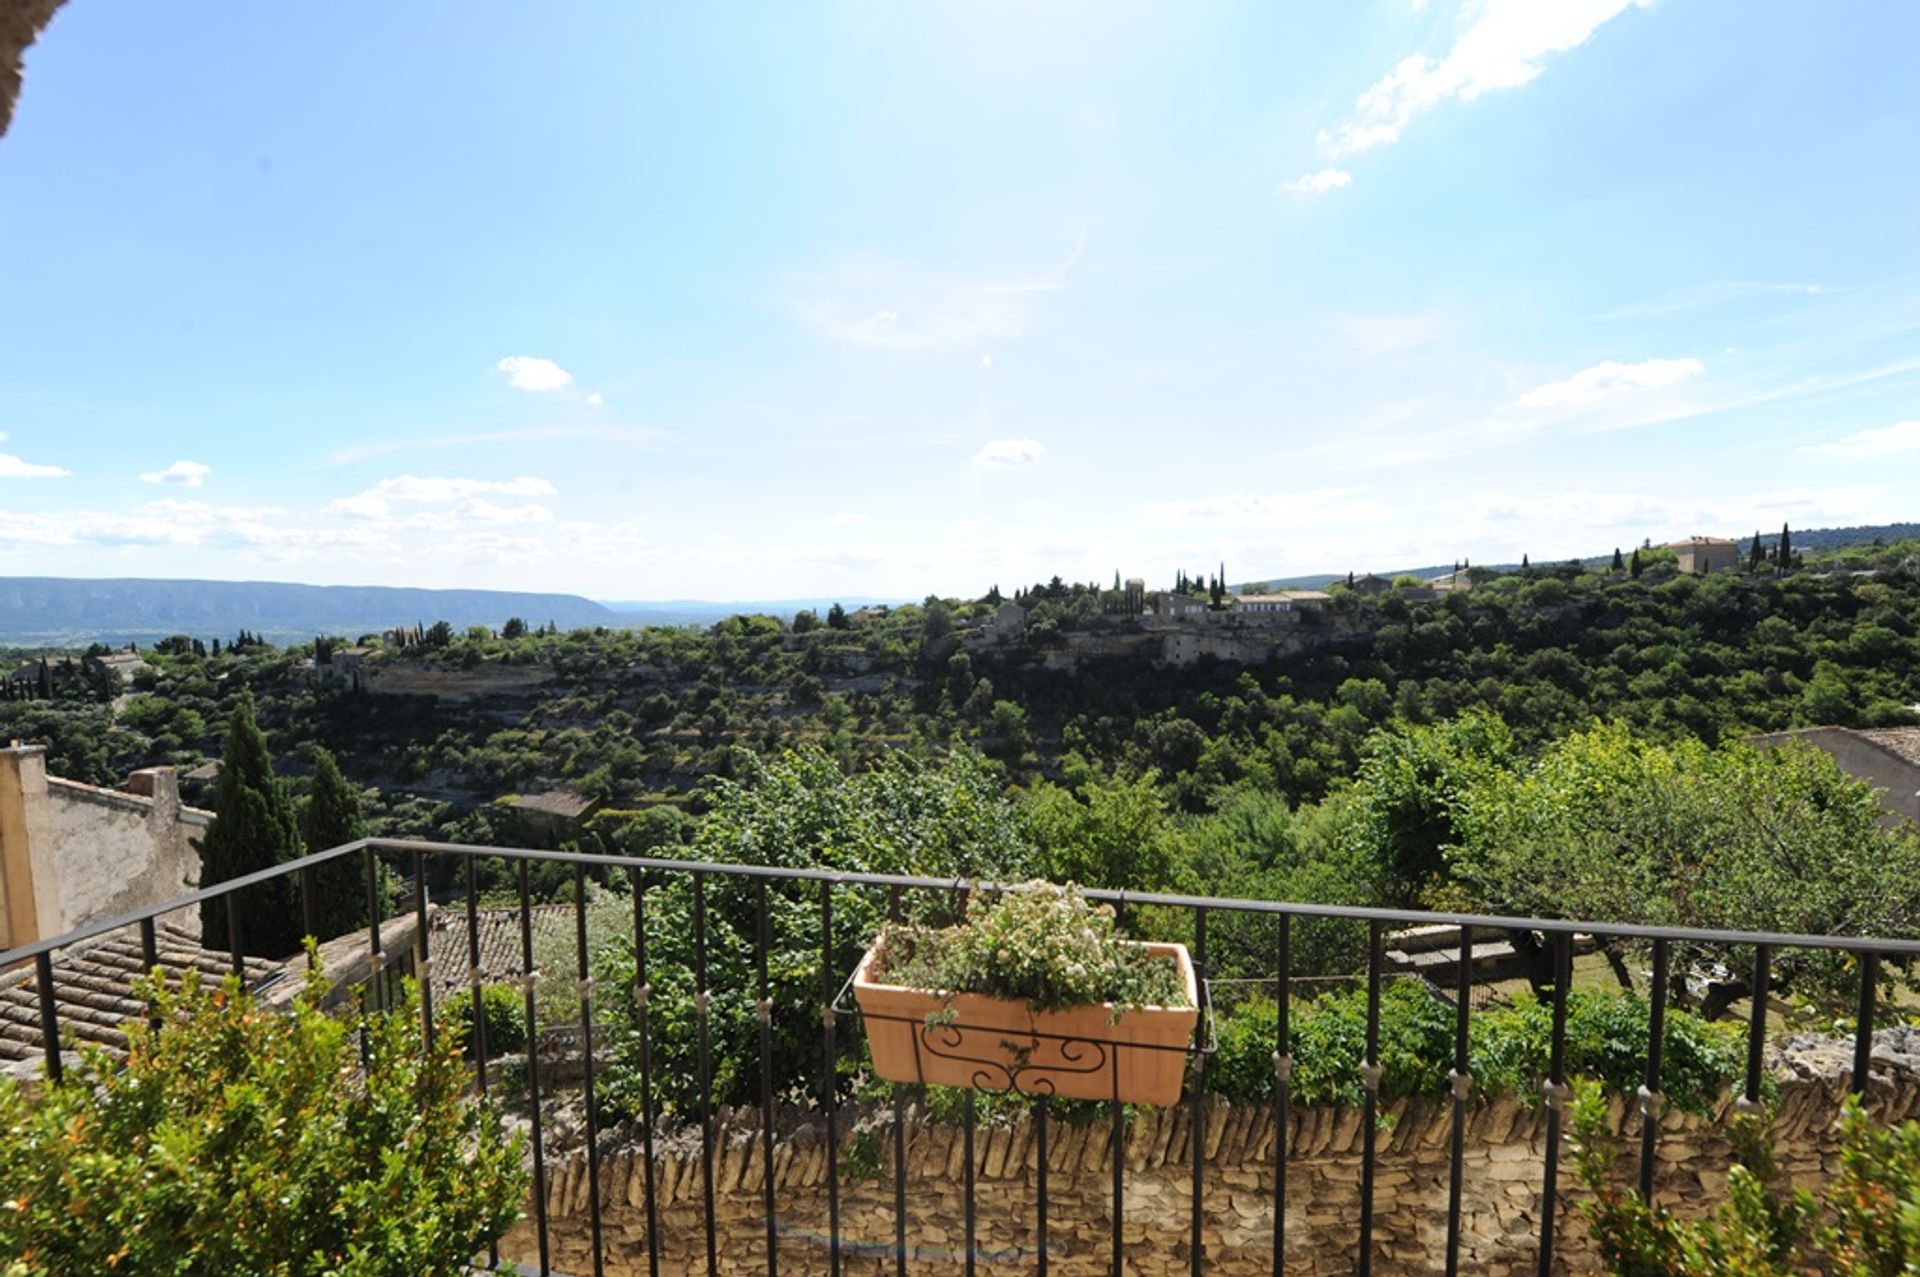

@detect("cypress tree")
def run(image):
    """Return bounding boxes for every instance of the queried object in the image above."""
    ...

[1778,522,1792,571]
[1611,547,1625,572]
[1630,547,1643,578]
[1749,530,1765,571]
[300,747,368,941]
[197,691,304,956]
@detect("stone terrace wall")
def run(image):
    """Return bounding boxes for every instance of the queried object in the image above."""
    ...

[499,1042,1920,1277]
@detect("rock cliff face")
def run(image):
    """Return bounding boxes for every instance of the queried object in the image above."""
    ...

[1,0,65,139]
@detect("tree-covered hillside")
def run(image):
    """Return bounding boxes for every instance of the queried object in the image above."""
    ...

[4,544,1918,846]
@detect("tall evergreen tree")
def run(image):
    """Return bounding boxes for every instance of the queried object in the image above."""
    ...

[1630,547,1643,578]
[1611,547,1625,572]
[1778,522,1792,571]
[1749,530,1765,571]
[1521,553,1531,575]
[197,691,304,956]
[300,748,368,941]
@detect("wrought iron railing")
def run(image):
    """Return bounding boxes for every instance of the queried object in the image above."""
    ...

[4,836,1918,1277]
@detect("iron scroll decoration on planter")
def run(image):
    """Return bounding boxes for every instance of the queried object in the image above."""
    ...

[839,936,1213,1106]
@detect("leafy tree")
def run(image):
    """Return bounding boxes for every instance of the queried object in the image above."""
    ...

[826,602,849,630]
[922,597,953,640]
[1349,711,1516,906]
[197,691,305,957]
[501,616,528,640]
[595,746,1036,1116]
[1450,726,1920,1011]
[1023,770,1184,892]
[791,608,818,634]
[300,747,368,941]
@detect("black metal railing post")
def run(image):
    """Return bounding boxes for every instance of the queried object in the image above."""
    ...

[1445,924,1472,1277]
[819,879,843,1277]
[1190,906,1208,1277]
[517,859,550,1274]
[1536,931,1572,1277]
[631,867,661,1277]
[1854,949,1879,1096]
[34,950,61,1082]
[755,879,779,1277]
[694,872,719,1277]
[1272,912,1292,1277]
[1744,945,1772,1109]
[414,849,435,1052]
[574,863,605,1277]
[888,883,908,1277]
[1639,937,1669,1202]
[299,864,317,964]
[1358,919,1382,1277]
[139,916,161,1032]
[365,847,385,1012]
[464,856,498,1273]
[225,891,245,980]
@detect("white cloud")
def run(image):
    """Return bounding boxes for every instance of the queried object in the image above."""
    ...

[972,438,1046,469]
[1515,357,1705,410]
[585,392,604,407]
[0,452,69,478]
[324,475,557,520]
[1319,0,1652,156]
[1282,168,1353,195]
[1801,421,1920,460]
[496,356,574,392]
[139,459,211,487]
[830,512,872,526]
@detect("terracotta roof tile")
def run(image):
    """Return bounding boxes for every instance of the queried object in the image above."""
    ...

[0,923,286,1063]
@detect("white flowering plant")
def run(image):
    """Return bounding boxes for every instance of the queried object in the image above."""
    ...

[873,880,1188,1015]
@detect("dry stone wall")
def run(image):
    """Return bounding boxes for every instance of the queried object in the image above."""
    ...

[499,1039,1920,1276]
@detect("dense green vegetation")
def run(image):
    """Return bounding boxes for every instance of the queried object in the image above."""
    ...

[5,544,1918,845]
[1573,1090,1920,1275]
[0,968,525,1276]
[5,542,1919,1118]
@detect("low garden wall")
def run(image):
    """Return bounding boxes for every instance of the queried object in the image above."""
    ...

[499,1032,1920,1275]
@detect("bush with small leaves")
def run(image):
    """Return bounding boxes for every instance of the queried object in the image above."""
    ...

[0,963,525,1277]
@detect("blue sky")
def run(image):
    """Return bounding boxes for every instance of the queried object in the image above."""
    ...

[1,1,1916,600]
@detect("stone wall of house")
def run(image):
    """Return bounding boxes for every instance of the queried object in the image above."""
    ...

[499,1040,1920,1277]
[2,746,204,947]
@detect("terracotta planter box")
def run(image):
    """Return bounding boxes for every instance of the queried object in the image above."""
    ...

[852,937,1198,1106]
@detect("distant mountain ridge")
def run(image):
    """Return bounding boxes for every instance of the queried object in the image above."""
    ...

[0,577,619,645]
[598,597,907,627]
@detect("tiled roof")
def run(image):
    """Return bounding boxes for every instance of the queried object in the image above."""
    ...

[1861,727,1920,769]
[0,922,287,1064]
[507,790,597,820]
[424,904,578,1003]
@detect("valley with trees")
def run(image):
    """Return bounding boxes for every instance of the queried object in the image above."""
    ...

[6,535,1920,1110]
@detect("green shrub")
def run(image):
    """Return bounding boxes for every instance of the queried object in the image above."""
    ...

[876,881,1188,1014]
[439,982,531,1061]
[0,966,525,1276]
[1207,985,1742,1112]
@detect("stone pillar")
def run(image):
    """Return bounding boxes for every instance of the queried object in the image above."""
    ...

[0,744,52,951]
